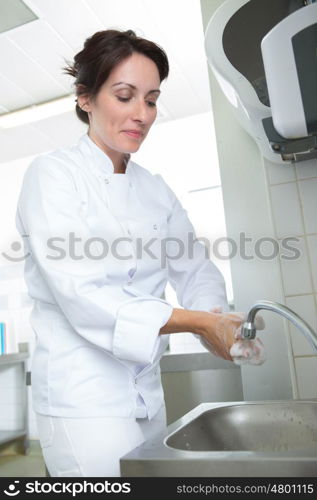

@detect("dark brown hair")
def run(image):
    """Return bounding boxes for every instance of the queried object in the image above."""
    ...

[63,29,169,125]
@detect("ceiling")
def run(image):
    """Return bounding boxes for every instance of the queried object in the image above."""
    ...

[0,0,213,162]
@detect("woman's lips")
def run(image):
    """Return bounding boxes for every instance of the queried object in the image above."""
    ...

[122,130,143,139]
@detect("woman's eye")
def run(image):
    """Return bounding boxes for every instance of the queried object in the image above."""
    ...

[116,96,157,107]
[117,96,130,102]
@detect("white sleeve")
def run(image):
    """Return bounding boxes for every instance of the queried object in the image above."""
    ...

[16,157,173,364]
[156,174,229,313]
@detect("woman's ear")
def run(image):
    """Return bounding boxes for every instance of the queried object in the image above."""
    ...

[77,94,91,113]
[76,85,92,112]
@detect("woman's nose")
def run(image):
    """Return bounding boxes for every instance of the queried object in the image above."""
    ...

[132,100,149,122]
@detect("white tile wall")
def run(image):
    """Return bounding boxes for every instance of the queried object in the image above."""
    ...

[267,163,296,185]
[0,315,37,437]
[268,161,317,399]
[294,357,317,399]
[270,182,304,238]
[279,237,313,296]
[285,295,317,356]
[306,235,317,292]
[0,364,23,389]
[0,387,23,405]
[0,364,26,431]
[295,158,317,180]
[298,179,317,234]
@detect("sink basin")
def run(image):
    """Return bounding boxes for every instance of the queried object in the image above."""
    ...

[166,401,317,453]
[120,400,317,477]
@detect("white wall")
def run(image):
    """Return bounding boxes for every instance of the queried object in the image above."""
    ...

[201,0,317,400]
[265,157,317,398]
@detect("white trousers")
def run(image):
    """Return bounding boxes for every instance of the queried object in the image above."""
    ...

[36,404,167,477]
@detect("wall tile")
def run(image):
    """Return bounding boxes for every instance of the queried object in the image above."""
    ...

[307,235,317,292]
[280,237,313,295]
[0,364,23,388]
[295,158,317,180]
[294,356,317,398]
[0,419,24,431]
[266,163,296,185]
[0,387,23,405]
[298,178,317,234]
[270,183,304,238]
[285,295,317,355]
[0,407,24,428]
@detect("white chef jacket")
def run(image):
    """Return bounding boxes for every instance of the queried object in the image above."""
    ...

[16,133,228,420]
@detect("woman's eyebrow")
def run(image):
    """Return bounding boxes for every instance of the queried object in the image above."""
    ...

[111,82,161,95]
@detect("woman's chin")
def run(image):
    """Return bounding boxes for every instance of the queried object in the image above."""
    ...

[120,142,142,154]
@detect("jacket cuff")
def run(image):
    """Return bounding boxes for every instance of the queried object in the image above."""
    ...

[113,297,173,364]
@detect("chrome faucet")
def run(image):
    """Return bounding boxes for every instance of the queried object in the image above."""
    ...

[240,300,317,352]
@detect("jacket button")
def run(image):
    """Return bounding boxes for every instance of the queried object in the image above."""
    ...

[128,267,136,278]
[153,224,158,230]
[104,178,110,184]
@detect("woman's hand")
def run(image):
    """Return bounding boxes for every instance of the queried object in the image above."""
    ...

[198,310,246,361]
[198,306,266,362]
[159,306,265,363]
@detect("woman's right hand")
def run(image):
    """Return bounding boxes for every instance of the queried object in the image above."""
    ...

[159,307,264,362]
[199,311,246,361]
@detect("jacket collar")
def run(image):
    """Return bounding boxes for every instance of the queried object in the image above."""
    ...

[77,133,132,175]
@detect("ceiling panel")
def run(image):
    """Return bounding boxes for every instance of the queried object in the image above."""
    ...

[139,0,211,112]
[0,73,35,112]
[26,0,104,51]
[0,36,67,105]
[8,19,75,93]
[158,63,204,119]
[144,2,210,87]
[86,0,153,34]
[0,0,37,34]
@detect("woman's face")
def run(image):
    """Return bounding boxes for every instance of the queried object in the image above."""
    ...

[79,52,161,162]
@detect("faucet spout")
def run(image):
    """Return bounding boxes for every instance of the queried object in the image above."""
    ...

[241,300,317,352]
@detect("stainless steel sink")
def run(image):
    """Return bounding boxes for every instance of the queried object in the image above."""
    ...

[120,400,317,477]
[166,401,317,453]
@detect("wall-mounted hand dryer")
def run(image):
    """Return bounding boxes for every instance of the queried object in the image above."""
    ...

[204,0,317,164]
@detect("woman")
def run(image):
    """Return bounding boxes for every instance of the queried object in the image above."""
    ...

[16,29,256,477]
